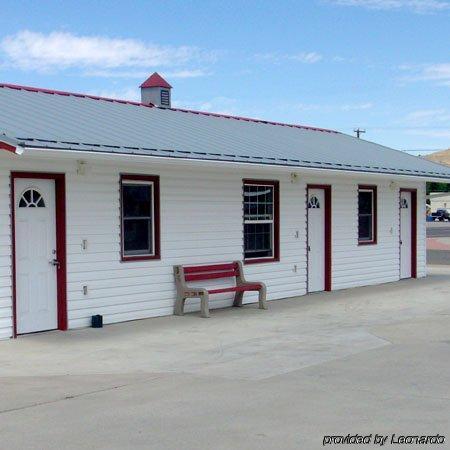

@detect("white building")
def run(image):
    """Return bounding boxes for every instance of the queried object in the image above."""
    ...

[1,73,450,339]
[429,192,450,212]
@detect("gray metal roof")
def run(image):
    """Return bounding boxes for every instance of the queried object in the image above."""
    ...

[1,83,449,180]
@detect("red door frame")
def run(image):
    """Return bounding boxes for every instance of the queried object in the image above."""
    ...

[306,184,332,292]
[11,172,67,337]
[399,188,417,279]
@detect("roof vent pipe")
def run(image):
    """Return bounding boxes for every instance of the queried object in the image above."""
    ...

[140,72,172,108]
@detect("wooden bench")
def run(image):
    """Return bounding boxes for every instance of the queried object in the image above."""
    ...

[173,261,267,318]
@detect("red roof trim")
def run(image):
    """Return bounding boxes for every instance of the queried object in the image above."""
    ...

[167,106,337,133]
[0,82,152,108]
[0,140,17,153]
[140,72,172,89]
[0,83,337,134]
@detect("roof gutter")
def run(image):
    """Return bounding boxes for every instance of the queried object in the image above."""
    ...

[0,136,24,155]
[20,146,450,183]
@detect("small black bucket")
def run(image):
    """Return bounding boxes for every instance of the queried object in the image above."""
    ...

[91,315,103,328]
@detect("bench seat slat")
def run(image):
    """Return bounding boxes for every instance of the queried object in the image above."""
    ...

[208,284,261,294]
[184,263,237,274]
[185,270,237,282]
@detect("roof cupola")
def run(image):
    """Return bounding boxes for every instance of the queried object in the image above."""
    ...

[140,72,172,107]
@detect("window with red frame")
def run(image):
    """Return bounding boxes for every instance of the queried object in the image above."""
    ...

[243,180,279,263]
[121,175,160,260]
[358,185,377,244]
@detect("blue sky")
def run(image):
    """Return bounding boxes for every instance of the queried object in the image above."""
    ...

[0,0,449,152]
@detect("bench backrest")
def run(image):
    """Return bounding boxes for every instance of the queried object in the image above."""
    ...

[183,262,240,282]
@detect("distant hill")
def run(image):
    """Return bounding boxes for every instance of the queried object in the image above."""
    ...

[425,149,450,167]
[425,149,450,194]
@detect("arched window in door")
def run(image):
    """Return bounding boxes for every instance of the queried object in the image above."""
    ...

[308,196,320,209]
[19,189,46,208]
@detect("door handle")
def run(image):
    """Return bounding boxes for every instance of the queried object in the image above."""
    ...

[50,259,60,268]
[307,245,311,252]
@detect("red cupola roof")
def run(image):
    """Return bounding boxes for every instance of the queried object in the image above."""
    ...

[140,72,172,89]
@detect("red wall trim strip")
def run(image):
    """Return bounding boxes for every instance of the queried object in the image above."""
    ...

[307,184,332,292]
[11,172,67,337]
[120,174,161,262]
[243,179,280,265]
[400,188,418,278]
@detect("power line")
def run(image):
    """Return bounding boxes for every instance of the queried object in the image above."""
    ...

[402,149,446,153]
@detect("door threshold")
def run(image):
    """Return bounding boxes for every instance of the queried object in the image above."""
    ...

[17,328,59,336]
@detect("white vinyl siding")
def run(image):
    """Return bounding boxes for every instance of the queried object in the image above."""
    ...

[331,180,425,290]
[0,166,12,339]
[0,152,427,339]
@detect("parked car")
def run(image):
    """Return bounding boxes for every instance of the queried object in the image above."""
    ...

[431,208,450,221]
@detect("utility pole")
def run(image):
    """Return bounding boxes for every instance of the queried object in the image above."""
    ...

[354,128,366,139]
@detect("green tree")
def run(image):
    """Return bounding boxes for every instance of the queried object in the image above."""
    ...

[426,182,450,195]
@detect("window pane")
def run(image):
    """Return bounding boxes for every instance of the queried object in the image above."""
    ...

[244,223,273,259]
[244,185,274,221]
[124,219,152,254]
[123,184,152,217]
[359,191,372,215]
[358,215,372,241]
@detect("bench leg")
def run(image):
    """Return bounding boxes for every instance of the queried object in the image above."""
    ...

[174,296,186,316]
[258,286,267,310]
[200,293,210,318]
[233,291,244,307]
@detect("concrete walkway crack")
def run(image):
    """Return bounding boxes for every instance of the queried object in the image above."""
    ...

[0,374,164,416]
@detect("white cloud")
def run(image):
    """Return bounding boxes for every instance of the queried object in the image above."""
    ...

[398,109,450,139]
[404,108,450,125]
[294,102,373,112]
[420,63,450,84]
[399,63,450,86]
[0,30,215,72]
[172,97,239,115]
[88,87,141,102]
[341,102,373,111]
[406,129,450,137]
[328,0,450,13]
[165,69,212,79]
[289,53,323,64]
[254,52,323,64]
[84,69,211,79]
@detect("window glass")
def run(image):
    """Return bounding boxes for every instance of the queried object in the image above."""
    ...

[359,191,372,215]
[123,185,152,217]
[122,183,153,256]
[358,189,375,242]
[358,214,372,241]
[244,223,273,258]
[124,219,152,254]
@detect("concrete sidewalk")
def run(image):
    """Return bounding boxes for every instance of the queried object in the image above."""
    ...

[1,266,450,449]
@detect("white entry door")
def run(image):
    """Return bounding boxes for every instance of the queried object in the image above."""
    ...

[15,179,58,334]
[400,191,412,279]
[307,189,325,292]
